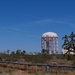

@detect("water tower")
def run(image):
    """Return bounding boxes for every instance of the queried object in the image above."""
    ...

[41,32,58,54]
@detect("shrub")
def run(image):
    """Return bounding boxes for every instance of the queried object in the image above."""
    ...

[0,71,2,74]
[2,64,7,68]
[6,69,13,73]
[72,60,75,66]
[34,71,39,75]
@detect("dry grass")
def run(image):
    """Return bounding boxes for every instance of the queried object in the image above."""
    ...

[0,63,75,75]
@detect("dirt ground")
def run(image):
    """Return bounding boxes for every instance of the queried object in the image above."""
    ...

[0,69,75,75]
[0,66,75,75]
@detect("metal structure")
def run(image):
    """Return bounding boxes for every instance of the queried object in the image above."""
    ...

[41,32,58,54]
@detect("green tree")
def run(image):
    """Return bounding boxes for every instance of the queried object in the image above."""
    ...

[21,50,26,55]
[16,49,21,55]
[22,50,26,54]
[62,32,75,54]
[11,51,15,55]
[7,50,10,54]
[42,49,49,54]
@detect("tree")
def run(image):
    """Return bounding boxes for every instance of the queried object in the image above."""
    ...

[42,49,49,54]
[62,32,75,54]
[22,50,26,54]
[11,51,15,55]
[7,50,10,54]
[16,49,21,55]
[21,50,26,55]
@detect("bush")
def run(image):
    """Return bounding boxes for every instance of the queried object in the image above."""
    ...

[0,71,2,74]
[34,71,39,75]
[2,64,7,68]
[72,60,75,66]
[6,69,14,73]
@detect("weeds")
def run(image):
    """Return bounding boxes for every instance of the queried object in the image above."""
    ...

[0,71,2,74]
[6,69,14,73]
[34,71,39,75]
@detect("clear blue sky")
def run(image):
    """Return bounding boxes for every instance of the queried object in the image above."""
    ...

[0,0,75,53]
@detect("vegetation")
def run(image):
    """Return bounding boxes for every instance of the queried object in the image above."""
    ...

[0,71,2,74]
[0,50,75,65]
[62,32,75,54]
[0,32,75,66]
[0,32,75,75]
